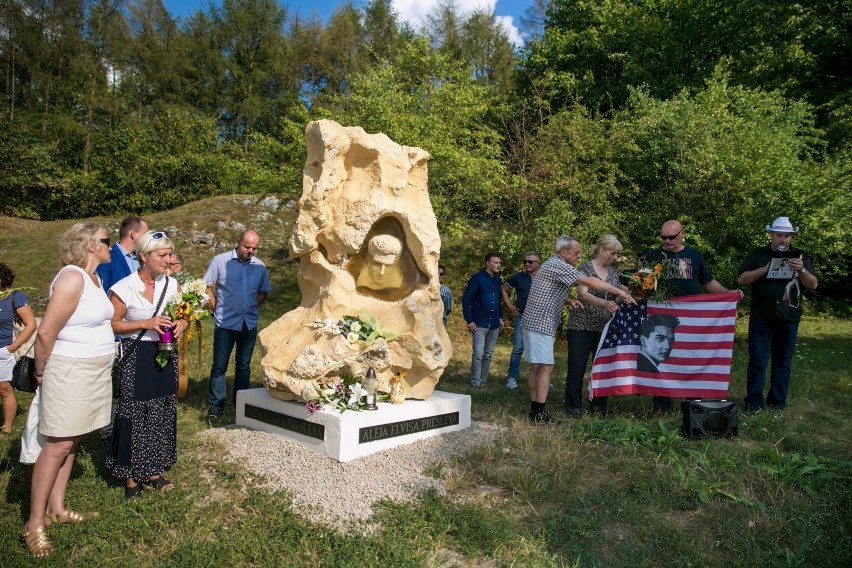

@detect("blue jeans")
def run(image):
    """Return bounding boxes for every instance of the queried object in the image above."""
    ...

[209,323,258,412]
[745,315,799,410]
[507,314,524,380]
[470,326,499,387]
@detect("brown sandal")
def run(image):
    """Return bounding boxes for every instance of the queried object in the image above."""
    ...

[22,525,54,558]
[46,509,100,525]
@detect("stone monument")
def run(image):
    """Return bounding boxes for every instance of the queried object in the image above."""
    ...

[259,119,453,402]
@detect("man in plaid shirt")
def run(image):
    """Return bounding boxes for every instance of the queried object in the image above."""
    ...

[523,235,636,422]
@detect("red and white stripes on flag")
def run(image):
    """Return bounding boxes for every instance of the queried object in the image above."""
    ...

[589,293,739,400]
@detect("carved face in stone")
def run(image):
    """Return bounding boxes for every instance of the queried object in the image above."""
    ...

[356,234,404,291]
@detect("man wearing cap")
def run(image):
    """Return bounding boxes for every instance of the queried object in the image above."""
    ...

[738,217,818,412]
[643,219,743,414]
[462,251,504,388]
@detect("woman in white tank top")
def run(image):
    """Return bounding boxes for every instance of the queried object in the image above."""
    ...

[22,223,114,559]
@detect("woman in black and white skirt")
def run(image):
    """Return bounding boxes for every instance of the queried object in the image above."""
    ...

[106,230,187,500]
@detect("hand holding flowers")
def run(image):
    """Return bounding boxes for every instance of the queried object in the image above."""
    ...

[155,278,211,369]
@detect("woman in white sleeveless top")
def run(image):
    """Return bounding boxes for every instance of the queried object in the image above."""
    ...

[106,230,187,500]
[22,223,114,558]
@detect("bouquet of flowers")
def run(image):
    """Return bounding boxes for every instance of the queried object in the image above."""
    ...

[625,260,671,303]
[304,373,388,414]
[311,313,398,345]
[155,278,210,369]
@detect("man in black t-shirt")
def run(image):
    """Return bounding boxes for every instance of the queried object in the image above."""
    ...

[643,220,742,413]
[501,251,541,389]
[738,216,818,412]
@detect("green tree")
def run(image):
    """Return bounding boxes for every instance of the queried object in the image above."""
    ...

[207,0,291,148]
[611,75,835,287]
[322,37,506,220]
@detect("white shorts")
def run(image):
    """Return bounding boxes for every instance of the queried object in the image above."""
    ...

[0,346,15,382]
[523,329,556,365]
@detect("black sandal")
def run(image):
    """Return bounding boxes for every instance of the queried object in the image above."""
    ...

[124,483,142,501]
[146,476,174,492]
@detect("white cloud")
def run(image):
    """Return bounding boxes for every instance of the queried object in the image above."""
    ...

[392,0,524,47]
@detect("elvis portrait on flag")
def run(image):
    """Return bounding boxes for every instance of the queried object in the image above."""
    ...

[589,292,741,401]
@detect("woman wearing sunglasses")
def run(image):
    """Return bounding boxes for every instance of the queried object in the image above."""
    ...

[105,231,188,500]
[23,224,114,558]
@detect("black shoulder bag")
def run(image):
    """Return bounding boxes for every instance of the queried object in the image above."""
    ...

[9,293,37,393]
[111,277,170,398]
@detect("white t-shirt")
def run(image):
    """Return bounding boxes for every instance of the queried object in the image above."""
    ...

[52,265,115,358]
[109,272,178,342]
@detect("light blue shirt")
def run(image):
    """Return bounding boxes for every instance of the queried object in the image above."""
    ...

[118,243,140,273]
[203,249,272,331]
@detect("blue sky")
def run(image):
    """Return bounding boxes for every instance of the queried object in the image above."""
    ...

[161,0,533,46]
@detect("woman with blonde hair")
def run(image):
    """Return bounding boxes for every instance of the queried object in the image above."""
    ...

[565,234,627,418]
[106,230,187,500]
[22,223,114,558]
[0,263,37,435]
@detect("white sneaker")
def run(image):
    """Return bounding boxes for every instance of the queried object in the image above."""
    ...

[506,378,517,389]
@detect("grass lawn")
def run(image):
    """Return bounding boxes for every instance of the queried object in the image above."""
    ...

[1,198,849,566]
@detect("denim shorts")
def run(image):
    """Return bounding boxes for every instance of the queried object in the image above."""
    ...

[523,329,556,364]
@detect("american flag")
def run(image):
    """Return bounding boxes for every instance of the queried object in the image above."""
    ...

[589,293,739,399]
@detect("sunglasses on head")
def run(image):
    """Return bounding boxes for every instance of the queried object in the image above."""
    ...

[151,231,167,240]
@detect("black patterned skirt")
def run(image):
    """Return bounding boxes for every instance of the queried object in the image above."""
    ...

[106,340,177,481]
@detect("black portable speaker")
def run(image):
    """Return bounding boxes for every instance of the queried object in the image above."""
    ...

[680,400,738,439]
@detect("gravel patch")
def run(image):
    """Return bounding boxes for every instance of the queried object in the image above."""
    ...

[200,421,506,531]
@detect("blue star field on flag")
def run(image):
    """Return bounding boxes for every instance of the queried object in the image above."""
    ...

[602,302,648,348]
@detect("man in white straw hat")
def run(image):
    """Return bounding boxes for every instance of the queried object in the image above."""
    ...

[737,216,818,412]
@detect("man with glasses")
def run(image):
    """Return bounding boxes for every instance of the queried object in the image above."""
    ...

[204,230,272,420]
[438,265,452,327]
[97,216,148,292]
[523,236,635,422]
[501,252,541,389]
[643,219,741,414]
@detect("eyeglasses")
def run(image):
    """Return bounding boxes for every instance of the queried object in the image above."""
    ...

[151,231,167,240]
[99,238,111,246]
[523,259,539,265]
[660,231,682,241]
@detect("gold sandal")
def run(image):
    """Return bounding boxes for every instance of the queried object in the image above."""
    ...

[22,525,54,558]
[46,509,100,525]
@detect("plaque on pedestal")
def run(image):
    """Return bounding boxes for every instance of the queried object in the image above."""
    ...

[236,388,471,462]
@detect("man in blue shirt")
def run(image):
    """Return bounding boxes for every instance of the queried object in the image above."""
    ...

[203,230,272,419]
[462,251,504,388]
[96,215,147,447]
[97,216,148,292]
[438,265,452,326]
[501,251,541,389]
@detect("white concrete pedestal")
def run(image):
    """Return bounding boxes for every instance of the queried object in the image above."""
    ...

[236,388,471,462]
